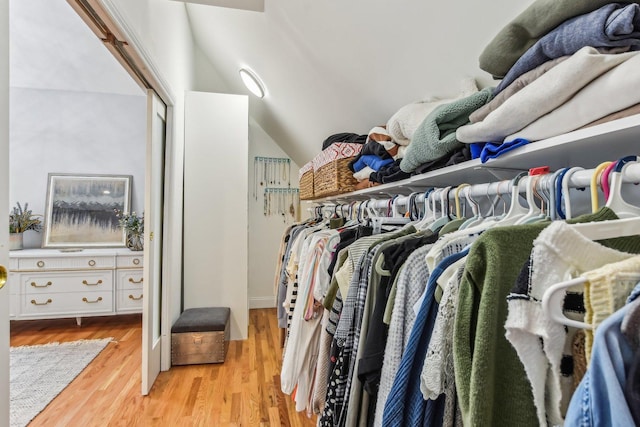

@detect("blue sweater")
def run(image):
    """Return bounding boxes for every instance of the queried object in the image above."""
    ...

[382,249,469,427]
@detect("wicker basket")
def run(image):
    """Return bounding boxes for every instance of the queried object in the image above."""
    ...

[299,170,314,200]
[313,157,358,197]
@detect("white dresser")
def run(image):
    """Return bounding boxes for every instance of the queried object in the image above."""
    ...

[9,248,144,324]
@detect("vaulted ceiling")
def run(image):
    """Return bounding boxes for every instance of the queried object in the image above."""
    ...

[183,0,528,166]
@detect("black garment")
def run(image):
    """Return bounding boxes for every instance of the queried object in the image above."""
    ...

[348,140,394,172]
[370,159,411,184]
[357,232,439,398]
[411,145,471,176]
[322,132,367,150]
[627,350,640,426]
[327,226,373,279]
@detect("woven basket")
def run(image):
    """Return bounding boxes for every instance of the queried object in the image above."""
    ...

[299,170,314,200]
[313,157,358,197]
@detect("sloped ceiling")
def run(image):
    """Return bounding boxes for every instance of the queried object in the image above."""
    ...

[185,0,528,166]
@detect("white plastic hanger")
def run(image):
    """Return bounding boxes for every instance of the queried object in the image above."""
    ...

[515,174,547,225]
[428,186,453,232]
[542,213,640,329]
[493,172,529,226]
[605,155,640,218]
[542,277,592,329]
[414,189,437,230]
[560,166,584,220]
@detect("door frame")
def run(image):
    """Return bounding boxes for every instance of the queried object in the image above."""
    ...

[68,0,180,373]
[97,0,178,373]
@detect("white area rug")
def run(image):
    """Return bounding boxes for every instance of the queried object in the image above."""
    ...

[10,338,112,427]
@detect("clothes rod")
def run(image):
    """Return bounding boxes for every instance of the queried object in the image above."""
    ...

[313,161,640,208]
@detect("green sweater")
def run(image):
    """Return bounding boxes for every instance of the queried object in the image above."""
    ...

[453,207,640,426]
[479,0,640,78]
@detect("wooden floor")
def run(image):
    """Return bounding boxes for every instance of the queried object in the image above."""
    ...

[10,309,317,427]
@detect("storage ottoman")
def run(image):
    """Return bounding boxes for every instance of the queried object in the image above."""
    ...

[171,307,230,365]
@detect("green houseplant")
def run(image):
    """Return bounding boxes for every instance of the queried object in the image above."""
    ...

[114,209,144,251]
[9,202,43,250]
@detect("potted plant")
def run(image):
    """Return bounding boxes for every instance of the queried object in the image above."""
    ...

[114,209,144,251]
[9,202,43,250]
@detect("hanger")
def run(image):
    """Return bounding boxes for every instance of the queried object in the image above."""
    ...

[605,155,640,218]
[520,175,550,224]
[515,174,542,225]
[542,213,640,329]
[428,186,453,232]
[560,167,584,220]
[550,168,569,220]
[459,186,484,229]
[600,161,618,201]
[542,277,592,329]
[493,172,530,226]
[454,183,470,219]
[590,161,613,213]
[414,189,437,230]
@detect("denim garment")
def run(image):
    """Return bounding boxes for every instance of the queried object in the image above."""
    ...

[627,281,640,303]
[565,303,636,426]
[382,250,469,427]
[495,3,640,94]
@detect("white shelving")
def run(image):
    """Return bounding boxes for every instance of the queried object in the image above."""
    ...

[310,114,640,202]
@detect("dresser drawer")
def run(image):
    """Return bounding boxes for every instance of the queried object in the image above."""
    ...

[117,254,143,269]
[116,269,144,291]
[117,290,143,312]
[18,255,115,271]
[22,291,114,316]
[22,271,113,295]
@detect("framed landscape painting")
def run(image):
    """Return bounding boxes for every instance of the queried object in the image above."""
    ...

[43,173,132,248]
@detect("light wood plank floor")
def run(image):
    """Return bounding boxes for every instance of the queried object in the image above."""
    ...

[10,309,317,426]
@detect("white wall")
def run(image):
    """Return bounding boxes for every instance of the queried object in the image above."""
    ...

[9,0,146,249]
[247,119,300,308]
[9,89,146,248]
[104,0,196,328]
[183,91,248,340]
[185,0,533,166]
[193,45,301,309]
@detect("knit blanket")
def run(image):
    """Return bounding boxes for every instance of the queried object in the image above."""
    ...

[399,88,493,173]
[478,0,635,78]
[495,3,640,94]
[456,47,636,144]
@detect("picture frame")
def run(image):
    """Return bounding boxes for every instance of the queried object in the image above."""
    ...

[42,173,133,248]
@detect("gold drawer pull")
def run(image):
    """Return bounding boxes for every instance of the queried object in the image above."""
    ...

[37,261,45,268]
[133,259,141,265]
[128,277,143,284]
[128,294,143,301]
[82,279,103,286]
[31,298,52,306]
[88,260,96,267]
[31,281,52,288]
[82,297,103,304]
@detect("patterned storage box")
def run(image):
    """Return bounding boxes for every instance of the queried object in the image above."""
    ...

[311,143,362,198]
[314,157,359,197]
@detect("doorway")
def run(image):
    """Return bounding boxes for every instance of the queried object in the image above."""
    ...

[7,0,167,408]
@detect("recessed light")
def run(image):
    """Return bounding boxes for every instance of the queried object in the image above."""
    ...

[239,68,266,98]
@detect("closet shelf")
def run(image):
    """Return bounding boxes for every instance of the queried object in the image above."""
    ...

[309,114,640,202]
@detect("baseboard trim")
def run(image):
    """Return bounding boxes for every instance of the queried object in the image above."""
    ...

[249,296,276,309]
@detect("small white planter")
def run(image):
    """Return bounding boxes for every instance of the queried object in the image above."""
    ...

[9,232,23,250]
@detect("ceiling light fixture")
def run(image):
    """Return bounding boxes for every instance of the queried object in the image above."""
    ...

[239,68,266,98]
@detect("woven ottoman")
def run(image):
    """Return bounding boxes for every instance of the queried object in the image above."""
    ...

[171,307,230,365]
